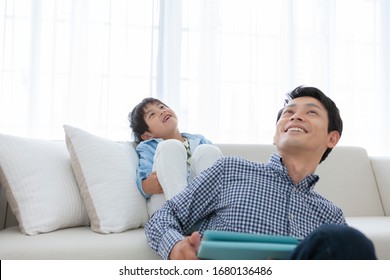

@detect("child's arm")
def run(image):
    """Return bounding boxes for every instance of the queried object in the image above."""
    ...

[136,139,164,197]
[142,171,163,195]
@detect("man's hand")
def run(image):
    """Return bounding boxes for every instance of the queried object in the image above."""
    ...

[169,231,201,260]
[142,171,163,195]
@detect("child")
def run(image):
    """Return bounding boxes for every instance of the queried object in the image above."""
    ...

[129,97,223,216]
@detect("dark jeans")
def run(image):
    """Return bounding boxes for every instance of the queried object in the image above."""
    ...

[290,224,377,260]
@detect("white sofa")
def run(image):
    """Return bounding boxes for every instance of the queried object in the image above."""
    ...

[1,128,390,260]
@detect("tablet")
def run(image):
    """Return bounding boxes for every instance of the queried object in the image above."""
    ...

[197,230,299,260]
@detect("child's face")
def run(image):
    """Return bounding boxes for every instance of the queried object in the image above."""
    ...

[141,102,179,140]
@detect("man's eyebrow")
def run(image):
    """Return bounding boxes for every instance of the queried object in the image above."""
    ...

[285,103,296,108]
[304,103,323,110]
[285,102,322,110]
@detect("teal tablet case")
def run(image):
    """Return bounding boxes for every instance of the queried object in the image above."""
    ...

[197,230,299,260]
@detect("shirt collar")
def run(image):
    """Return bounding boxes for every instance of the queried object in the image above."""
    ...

[268,153,319,189]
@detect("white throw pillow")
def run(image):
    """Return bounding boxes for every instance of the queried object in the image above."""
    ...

[63,125,148,234]
[0,133,90,235]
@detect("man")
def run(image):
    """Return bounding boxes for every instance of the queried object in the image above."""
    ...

[145,86,376,260]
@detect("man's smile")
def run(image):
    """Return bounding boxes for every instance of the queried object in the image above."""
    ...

[285,126,308,133]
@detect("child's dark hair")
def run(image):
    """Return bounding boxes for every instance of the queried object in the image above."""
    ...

[277,86,343,163]
[128,97,167,143]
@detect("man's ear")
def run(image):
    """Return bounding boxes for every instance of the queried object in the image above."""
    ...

[327,131,340,148]
[141,132,153,141]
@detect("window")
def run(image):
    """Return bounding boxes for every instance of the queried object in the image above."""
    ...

[1,0,389,156]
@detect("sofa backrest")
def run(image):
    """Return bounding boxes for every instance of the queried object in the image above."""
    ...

[371,157,390,216]
[0,143,386,231]
[217,144,385,217]
[315,146,384,216]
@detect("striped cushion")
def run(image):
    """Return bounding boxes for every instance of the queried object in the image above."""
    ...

[64,125,148,234]
[0,133,89,235]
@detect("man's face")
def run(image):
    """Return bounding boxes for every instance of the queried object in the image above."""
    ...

[274,96,339,158]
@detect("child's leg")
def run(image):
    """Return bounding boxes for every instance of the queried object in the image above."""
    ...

[153,139,188,200]
[146,194,166,217]
[189,144,223,180]
[184,144,223,233]
[147,140,188,216]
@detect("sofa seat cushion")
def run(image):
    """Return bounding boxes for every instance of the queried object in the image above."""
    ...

[1,220,389,260]
[346,216,390,260]
[0,226,160,260]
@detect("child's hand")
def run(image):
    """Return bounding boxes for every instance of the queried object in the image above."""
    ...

[142,171,163,195]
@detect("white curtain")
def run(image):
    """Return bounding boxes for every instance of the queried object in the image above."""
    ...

[160,0,390,156]
[0,0,159,139]
[1,0,389,156]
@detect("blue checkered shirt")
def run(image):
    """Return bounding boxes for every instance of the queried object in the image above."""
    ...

[145,154,347,259]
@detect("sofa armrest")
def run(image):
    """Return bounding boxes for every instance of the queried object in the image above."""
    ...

[0,184,18,230]
[371,157,390,216]
[0,184,7,230]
